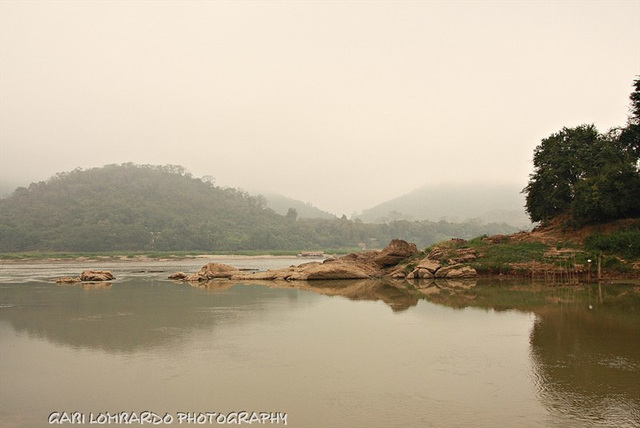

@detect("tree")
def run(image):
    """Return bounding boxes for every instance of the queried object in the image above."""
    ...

[285,207,298,221]
[524,79,640,225]
[617,77,640,161]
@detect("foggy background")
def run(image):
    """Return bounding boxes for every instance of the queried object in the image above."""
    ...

[1,1,638,216]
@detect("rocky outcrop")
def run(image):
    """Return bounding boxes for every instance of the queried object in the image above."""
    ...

[406,259,441,279]
[54,270,115,283]
[169,239,478,284]
[373,239,418,267]
[80,270,115,281]
[434,264,477,278]
[407,243,478,280]
[291,260,373,280]
[182,263,241,282]
[171,240,418,282]
[228,259,380,281]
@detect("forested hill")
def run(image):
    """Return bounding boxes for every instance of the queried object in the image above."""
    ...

[0,164,520,252]
[0,164,283,251]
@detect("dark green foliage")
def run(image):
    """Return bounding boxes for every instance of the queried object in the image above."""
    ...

[524,79,640,225]
[0,164,520,252]
[285,207,298,221]
[618,77,640,160]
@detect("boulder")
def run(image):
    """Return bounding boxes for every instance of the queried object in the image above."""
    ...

[445,265,477,278]
[79,270,115,281]
[185,263,241,281]
[406,258,441,280]
[435,264,477,278]
[168,272,188,280]
[289,260,373,280]
[407,268,435,280]
[374,239,418,266]
[426,247,447,261]
[417,259,441,274]
[387,265,408,279]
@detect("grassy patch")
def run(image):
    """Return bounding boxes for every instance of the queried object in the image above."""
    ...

[471,241,549,273]
[480,241,547,261]
[585,228,640,260]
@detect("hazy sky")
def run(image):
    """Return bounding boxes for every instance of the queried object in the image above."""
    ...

[1,1,638,215]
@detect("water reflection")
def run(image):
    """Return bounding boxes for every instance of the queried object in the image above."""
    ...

[1,270,639,426]
[232,278,422,312]
[0,280,307,353]
[0,277,425,354]
[529,301,640,425]
[415,279,640,426]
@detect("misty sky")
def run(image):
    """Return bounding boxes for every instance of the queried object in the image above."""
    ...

[1,1,638,216]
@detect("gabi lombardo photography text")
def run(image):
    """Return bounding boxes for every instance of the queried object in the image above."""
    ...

[48,411,288,425]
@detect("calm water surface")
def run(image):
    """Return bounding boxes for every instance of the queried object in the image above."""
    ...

[1,259,638,427]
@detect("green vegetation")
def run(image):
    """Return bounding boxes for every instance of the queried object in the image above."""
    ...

[423,231,638,276]
[524,78,640,226]
[471,241,548,270]
[585,227,640,259]
[0,163,519,254]
[425,237,551,273]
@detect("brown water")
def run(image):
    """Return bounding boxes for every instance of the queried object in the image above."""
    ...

[1,260,638,427]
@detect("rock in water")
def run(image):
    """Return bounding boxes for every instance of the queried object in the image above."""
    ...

[168,272,188,280]
[184,263,241,281]
[79,270,115,281]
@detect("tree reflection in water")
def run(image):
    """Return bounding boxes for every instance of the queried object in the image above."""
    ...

[417,279,640,426]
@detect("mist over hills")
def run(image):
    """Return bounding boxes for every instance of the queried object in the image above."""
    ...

[0,164,522,252]
[355,184,532,229]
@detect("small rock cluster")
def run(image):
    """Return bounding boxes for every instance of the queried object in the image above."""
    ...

[55,270,115,283]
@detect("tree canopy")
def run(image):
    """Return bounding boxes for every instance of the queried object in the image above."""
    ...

[524,78,640,225]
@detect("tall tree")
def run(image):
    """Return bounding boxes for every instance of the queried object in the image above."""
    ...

[524,79,640,225]
[618,77,640,161]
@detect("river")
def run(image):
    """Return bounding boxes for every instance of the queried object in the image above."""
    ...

[1,258,638,427]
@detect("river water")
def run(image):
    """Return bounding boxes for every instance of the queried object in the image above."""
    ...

[1,258,638,427]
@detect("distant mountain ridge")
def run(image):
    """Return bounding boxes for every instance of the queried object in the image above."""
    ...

[355,184,532,229]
